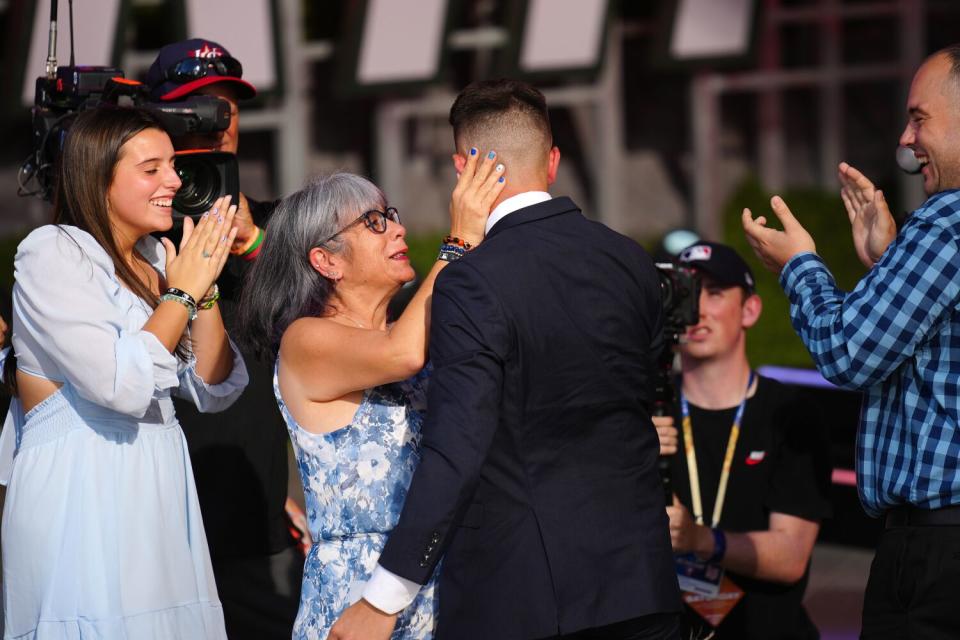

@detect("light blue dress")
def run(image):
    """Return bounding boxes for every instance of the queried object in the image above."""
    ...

[273,361,438,640]
[0,225,248,639]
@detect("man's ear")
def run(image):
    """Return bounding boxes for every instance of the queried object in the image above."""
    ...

[452,153,467,174]
[741,292,762,329]
[546,146,561,185]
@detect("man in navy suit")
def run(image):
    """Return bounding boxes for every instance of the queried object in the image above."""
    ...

[331,79,681,640]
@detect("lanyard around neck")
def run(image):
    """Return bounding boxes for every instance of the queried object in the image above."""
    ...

[680,372,755,528]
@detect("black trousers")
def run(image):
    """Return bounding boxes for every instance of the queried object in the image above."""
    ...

[539,612,681,640]
[213,545,304,640]
[861,524,960,639]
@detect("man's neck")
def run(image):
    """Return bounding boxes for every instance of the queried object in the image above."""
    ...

[680,352,754,410]
[491,181,549,210]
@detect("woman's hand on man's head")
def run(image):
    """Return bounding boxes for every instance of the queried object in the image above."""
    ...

[449,147,507,248]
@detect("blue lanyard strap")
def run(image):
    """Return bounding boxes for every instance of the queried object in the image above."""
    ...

[679,371,755,527]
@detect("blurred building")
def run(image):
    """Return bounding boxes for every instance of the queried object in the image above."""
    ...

[2,0,959,239]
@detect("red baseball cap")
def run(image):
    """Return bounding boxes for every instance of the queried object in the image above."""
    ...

[146,38,257,102]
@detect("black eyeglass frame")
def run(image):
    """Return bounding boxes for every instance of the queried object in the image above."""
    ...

[318,207,401,246]
[164,56,245,84]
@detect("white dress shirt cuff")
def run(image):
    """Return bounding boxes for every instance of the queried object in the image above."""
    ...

[361,564,422,614]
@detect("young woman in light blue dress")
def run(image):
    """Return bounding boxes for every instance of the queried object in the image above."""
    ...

[0,107,248,639]
[239,154,505,639]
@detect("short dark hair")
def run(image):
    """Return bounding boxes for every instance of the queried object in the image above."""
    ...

[448,79,552,150]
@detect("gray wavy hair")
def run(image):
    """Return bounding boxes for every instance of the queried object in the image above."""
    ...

[238,172,386,361]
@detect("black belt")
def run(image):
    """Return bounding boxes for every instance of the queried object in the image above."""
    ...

[885,504,960,528]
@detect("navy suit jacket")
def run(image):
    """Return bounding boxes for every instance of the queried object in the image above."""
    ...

[378,197,680,639]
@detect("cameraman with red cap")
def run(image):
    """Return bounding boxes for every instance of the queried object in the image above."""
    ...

[146,39,303,640]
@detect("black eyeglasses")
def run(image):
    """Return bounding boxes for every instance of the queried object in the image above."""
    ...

[319,207,401,245]
[164,56,244,84]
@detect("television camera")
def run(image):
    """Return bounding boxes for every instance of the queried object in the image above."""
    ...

[17,1,238,217]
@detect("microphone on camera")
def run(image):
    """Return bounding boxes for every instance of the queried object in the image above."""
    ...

[896,145,923,175]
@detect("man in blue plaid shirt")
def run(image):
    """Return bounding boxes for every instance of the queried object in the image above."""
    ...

[743,45,960,639]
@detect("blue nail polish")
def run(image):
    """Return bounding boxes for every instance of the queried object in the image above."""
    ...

[470,147,477,156]
[487,151,496,159]
[498,176,505,183]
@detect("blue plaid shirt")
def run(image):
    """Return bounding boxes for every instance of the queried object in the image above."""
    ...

[780,189,960,517]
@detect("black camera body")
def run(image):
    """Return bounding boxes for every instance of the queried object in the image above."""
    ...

[653,262,701,503]
[656,262,701,341]
[21,64,238,218]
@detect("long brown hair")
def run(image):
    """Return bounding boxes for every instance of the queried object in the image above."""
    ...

[53,107,167,308]
[4,107,187,397]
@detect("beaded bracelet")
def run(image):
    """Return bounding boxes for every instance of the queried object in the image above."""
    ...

[438,243,467,263]
[198,283,220,311]
[442,235,474,251]
[241,227,265,262]
[160,288,198,321]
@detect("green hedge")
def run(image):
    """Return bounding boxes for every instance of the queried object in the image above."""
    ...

[720,177,867,368]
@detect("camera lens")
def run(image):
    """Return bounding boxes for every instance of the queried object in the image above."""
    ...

[173,156,222,217]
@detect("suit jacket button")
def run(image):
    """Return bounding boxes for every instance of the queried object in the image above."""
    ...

[431,533,440,544]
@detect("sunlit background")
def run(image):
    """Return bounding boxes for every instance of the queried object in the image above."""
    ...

[2,2,960,637]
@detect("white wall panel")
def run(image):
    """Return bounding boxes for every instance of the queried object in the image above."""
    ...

[519,0,607,72]
[671,0,754,60]
[186,0,277,93]
[356,0,447,84]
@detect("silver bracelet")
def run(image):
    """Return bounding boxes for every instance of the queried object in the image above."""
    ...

[160,292,198,321]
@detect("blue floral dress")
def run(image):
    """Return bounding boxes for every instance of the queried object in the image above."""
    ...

[273,362,438,640]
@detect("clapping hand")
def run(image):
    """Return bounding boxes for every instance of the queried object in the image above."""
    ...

[838,162,897,269]
[160,195,238,301]
[742,196,817,274]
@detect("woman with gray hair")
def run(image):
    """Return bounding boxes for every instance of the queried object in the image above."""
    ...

[239,151,505,639]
